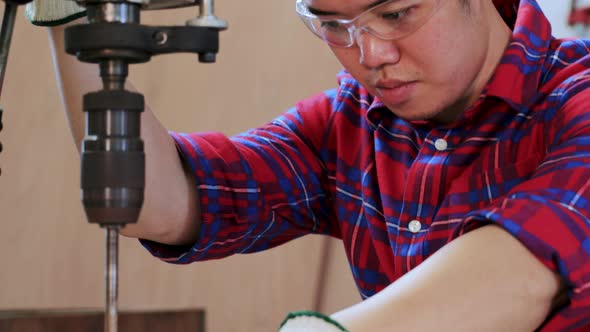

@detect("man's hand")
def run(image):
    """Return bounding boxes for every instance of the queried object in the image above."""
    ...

[279,311,348,332]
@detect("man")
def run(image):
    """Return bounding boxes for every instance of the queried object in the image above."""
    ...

[27,0,589,330]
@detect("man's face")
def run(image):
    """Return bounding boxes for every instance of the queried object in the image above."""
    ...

[304,0,497,124]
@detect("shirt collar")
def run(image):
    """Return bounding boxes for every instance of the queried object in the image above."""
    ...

[365,0,551,126]
[483,0,552,111]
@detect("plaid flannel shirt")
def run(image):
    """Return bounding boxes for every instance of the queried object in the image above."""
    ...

[143,0,590,329]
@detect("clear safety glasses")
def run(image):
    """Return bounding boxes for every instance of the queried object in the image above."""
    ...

[296,0,444,48]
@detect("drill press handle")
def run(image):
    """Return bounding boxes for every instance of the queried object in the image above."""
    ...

[0,0,34,177]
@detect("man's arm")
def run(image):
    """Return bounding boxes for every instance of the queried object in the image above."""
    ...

[331,225,566,332]
[48,23,201,245]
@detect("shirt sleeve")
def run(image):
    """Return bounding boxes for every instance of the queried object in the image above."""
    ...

[141,90,341,264]
[458,80,590,331]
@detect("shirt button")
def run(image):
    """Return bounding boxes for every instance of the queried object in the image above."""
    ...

[409,220,422,233]
[434,138,448,151]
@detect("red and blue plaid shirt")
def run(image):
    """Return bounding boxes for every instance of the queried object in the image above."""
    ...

[144,0,590,329]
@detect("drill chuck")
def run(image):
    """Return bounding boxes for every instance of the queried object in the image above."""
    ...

[81,90,145,225]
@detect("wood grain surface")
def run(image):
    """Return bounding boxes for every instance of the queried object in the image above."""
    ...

[0,309,204,332]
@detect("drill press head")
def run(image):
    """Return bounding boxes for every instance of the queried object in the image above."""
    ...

[66,0,225,227]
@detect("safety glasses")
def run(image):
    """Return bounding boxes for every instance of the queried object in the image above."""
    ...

[296,0,444,47]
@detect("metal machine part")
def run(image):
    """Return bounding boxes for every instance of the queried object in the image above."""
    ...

[75,0,200,10]
[0,3,17,177]
[142,0,200,10]
[65,1,225,331]
[0,2,17,97]
[187,0,227,29]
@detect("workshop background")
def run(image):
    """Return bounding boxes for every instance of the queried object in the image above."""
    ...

[0,0,581,331]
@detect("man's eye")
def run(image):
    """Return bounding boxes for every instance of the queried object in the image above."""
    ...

[382,8,410,21]
[320,21,344,31]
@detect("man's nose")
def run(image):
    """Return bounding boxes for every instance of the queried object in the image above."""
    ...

[355,30,401,68]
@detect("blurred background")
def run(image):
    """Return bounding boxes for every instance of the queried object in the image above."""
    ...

[0,0,584,331]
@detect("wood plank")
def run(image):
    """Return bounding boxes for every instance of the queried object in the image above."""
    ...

[0,309,204,332]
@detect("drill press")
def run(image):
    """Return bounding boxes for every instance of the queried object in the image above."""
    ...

[63,0,227,331]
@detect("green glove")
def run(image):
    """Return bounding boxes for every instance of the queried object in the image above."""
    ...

[279,311,349,332]
[25,0,86,26]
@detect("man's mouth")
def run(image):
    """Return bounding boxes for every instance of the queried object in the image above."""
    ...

[374,80,417,106]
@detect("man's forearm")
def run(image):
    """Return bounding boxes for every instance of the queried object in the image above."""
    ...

[331,225,565,331]
[47,24,201,245]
